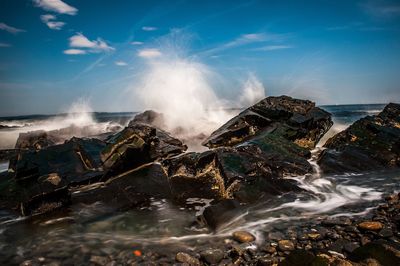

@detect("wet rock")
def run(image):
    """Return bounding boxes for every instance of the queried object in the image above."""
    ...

[321,218,352,227]
[175,252,200,266]
[101,123,186,178]
[128,110,165,129]
[358,221,383,231]
[279,250,315,266]
[0,149,18,161]
[15,130,59,150]
[201,199,241,230]
[232,231,256,243]
[90,255,109,265]
[318,103,400,173]
[200,249,224,264]
[379,228,393,238]
[278,240,295,252]
[349,240,400,266]
[307,233,321,240]
[203,95,332,150]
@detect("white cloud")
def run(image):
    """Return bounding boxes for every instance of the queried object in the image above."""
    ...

[142,26,157,31]
[115,61,128,66]
[40,14,65,30]
[63,49,86,55]
[33,0,78,15]
[361,1,400,18]
[131,41,143,45]
[0,42,11,48]
[66,33,114,54]
[0,22,25,34]
[252,45,293,51]
[137,48,162,58]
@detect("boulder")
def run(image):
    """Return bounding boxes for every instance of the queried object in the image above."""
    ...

[15,130,59,150]
[128,110,165,129]
[203,95,332,150]
[318,103,400,173]
[349,240,400,266]
[101,123,187,178]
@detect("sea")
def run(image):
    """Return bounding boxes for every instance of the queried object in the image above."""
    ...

[0,103,399,264]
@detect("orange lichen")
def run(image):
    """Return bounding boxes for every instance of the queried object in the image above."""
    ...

[133,250,142,257]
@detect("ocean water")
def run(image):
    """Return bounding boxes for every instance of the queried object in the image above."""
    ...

[0,103,398,264]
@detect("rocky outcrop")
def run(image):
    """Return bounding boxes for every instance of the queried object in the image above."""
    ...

[203,95,332,150]
[101,123,187,178]
[318,103,400,173]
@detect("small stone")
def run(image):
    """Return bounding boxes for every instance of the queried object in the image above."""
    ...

[358,221,383,231]
[278,240,295,251]
[264,246,276,254]
[232,231,256,243]
[175,252,200,266]
[343,242,360,253]
[200,249,224,264]
[379,228,393,238]
[360,236,371,246]
[90,256,109,265]
[307,233,321,240]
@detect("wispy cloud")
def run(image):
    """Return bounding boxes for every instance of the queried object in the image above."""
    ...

[0,22,25,34]
[131,41,143,45]
[142,26,157,31]
[326,22,390,32]
[40,14,65,30]
[0,42,11,48]
[115,61,128,66]
[361,0,400,19]
[137,48,162,58]
[33,0,78,15]
[252,45,293,51]
[64,49,86,55]
[64,33,114,55]
[201,32,289,56]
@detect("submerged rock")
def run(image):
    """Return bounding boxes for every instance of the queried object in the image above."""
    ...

[318,103,400,173]
[203,95,332,150]
[232,231,256,243]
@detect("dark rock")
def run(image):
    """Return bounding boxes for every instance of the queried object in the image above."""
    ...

[279,250,315,266]
[15,130,59,150]
[349,240,400,266]
[200,249,224,264]
[318,103,400,173]
[321,218,352,227]
[0,149,18,161]
[201,199,241,230]
[128,110,165,129]
[203,95,332,150]
[232,231,256,243]
[175,252,200,266]
[379,228,394,238]
[343,242,360,253]
[101,123,186,178]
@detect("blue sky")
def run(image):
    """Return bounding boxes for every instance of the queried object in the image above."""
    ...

[0,0,400,116]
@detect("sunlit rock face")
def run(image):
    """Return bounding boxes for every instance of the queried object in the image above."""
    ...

[318,103,400,173]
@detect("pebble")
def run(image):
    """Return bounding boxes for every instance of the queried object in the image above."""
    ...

[200,249,224,264]
[90,255,109,265]
[175,252,200,266]
[278,240,295,251]
[232,231,256,243]
[358,221,383,231]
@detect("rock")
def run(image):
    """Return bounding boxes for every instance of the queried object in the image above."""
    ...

[264,246,277,254]
[15,130,59,150]
[318,103,400,173]
[90,255,109,265]
[343,242,360,253]
[128,110,165,129]
[279,250,315,266]
[101,123,186,178]
[232,231,256,243]
[175,252,200,266]
[278,240,295,251]
[358,221,384,231]
[201,199,241,230]
[0,149,18,161]
[307,233,321,240]
[200,249,224,264]
[379,228,393,238]
[349,240,400,266]
[203,95,332,149]
[321,218,352,227]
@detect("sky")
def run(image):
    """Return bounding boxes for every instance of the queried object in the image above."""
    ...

[0,0,400,116]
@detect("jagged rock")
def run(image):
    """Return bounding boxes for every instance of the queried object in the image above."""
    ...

[101,123,187,178]
[318,103,400,173]
[0,149,18,161]
[201,199,242,230]
[128,110,165,129]
[2,137,105,216]
[203,95,332,150]
[15,130,59,150]
[71,163,170,210]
